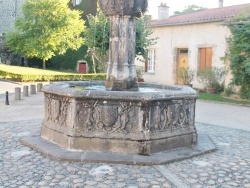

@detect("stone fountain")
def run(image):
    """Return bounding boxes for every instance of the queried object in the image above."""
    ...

[22,0,215,165]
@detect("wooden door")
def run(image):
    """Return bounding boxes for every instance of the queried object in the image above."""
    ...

[199,48,212,69]
[79,63,87,74]
[177,49,189,85]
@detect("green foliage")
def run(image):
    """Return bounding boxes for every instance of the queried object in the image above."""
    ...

[178,67,195,85]
[6,0,85,69]
[223,85,235,97]
[0,64,105,82]
[136,66,144,78]
[50,45,93,71]
[136,16,158,61]
[84,8,157,71]
[226,7,250,99]
[174,5,206,15]
[84,8,110,72]
[0,71,106,82]
[198,67,226,90]
[198,92,250,105]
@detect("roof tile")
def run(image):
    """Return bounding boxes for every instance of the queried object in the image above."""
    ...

[150,4,250,27]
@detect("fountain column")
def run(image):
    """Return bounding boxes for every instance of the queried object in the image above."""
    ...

[106,15,138,91]
[98,0,148,91]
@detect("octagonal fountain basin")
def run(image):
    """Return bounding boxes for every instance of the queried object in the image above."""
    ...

[39,81,198,155]
[21,81,216,164]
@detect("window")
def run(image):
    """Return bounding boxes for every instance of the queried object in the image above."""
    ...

[146,49,155,73]
[72,0,81,6]
[199,48,212,69]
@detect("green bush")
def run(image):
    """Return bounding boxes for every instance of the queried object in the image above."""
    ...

[240,85,250,99]
[224,85,234,97]
[0,69,106,82]
[226,8,250,99]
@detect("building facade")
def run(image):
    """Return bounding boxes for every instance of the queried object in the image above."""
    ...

[0,0,26,36]
[137,3,250,89]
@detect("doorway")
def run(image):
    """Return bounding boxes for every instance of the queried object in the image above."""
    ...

[177,48,189,85]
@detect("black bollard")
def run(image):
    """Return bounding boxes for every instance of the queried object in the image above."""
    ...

[5,91,9,105]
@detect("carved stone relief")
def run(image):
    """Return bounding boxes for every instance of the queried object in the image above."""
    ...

[76,100,137,134]
[45,94,70,127]
[150,99,195,132]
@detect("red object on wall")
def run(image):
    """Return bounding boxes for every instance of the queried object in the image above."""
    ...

[79,63,87,74]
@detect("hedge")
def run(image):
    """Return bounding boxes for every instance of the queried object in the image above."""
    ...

[0,70,106,82]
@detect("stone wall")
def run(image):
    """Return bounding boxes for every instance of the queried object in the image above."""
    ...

[0,0,26,35]
[0,0,25,64]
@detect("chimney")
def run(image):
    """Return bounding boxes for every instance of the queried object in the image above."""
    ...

[219,0,223,8]
[158,3,169,20]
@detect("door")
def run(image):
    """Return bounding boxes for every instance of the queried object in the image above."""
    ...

[177,49,189,85]
[79,63,87,74]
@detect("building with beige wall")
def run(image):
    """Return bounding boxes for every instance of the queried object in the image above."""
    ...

[137,3,250,89]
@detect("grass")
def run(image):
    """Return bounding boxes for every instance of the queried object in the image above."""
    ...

[198,92,250,106]
[0,64,106,82]
[0,64,77,75]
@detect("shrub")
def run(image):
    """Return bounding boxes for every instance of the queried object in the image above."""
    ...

[198,67,226,88]
[178,67,195,85]
[0,69,106,82]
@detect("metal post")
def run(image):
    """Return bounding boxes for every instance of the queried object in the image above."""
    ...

[5,91,9,105]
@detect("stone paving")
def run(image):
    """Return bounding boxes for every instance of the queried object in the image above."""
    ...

[0,119,249,187]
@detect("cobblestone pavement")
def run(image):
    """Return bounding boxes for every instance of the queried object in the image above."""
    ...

[0,119,249,187]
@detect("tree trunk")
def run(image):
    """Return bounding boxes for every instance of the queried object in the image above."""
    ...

[92,55,96,74]
[43,59,46,69]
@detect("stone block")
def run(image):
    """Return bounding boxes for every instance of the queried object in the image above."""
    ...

[30,84,36,94]
[23,86,29,96]
[37,83,43,92]
[15,87,21,100]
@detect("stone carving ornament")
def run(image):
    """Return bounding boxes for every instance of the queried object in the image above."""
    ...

[98,0,148,17]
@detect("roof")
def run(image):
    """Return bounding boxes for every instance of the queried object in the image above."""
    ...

[150,4,250,27]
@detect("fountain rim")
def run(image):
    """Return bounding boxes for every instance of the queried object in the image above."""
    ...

[42,81,198,101]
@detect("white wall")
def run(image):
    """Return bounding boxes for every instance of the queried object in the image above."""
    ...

[136,22,232,88]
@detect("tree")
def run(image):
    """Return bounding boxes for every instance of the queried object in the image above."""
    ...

[84,8,157,73]
[174,5,206,15]
[84,8,109,73]
[6,0,85,69]
[226,7,250,99]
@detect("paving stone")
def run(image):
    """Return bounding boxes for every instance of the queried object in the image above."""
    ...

[38,181,47,186]
[244,184,250,188]
[97,184,110,188]
[162,182,173,188]
[73,179,84,184]
[187,178,198,184]
[207,180,216,185]
[85,180,97,186]
[138,182,150,187]
[199,173,209,177]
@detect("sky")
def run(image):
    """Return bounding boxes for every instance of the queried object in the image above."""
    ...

[147,0,250,19]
